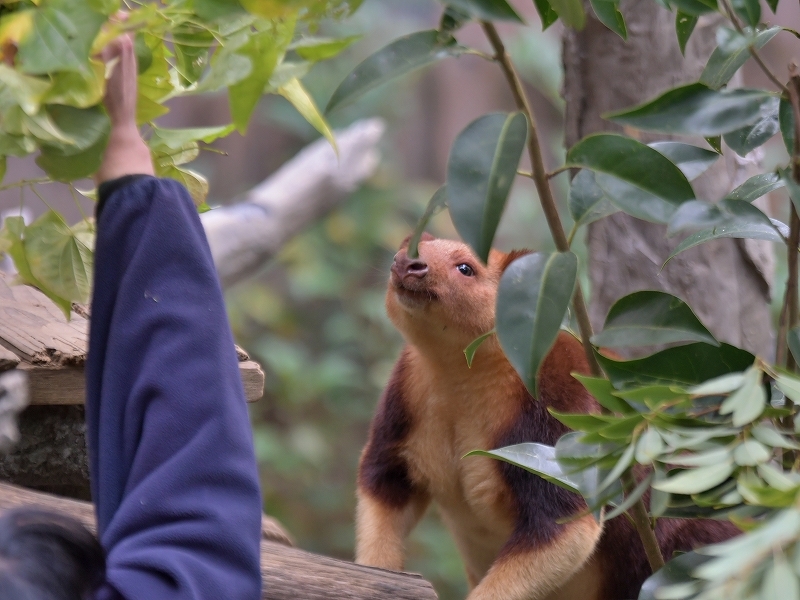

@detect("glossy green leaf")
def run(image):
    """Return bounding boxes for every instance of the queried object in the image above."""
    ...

[326,30,467,113]
[25,212,94,305]
[725,172,784,202]
[136,33,172,124]
[676,12,698,55]
[766,0,778,11]
[666,200,785,262]
[731,0,760,27]
[43,105,109,152]
[638,551,709,600]
[719,366,765,426]
[723,97,779,157]
[546,0,585,29]
[706,136,722,153]
[43,60,105,108]
[592,290,717,349]
[532,0,559,29]
[149,125,235,151]
[36,134,108,181]
[590,0,626,39]
[159,165,209,206]
[701,27,780,90]
[466,443,581,494]
[596,342,755,389]
[439,0,524,22]
[781,168,800,217]
[291,35,361,61]
[669,0,717,16]
[496,252,577,396]
[652,460,734,494]
[667,197,777,236]
[789,327,800,367]
[279,78,337,152]
[606,83,777,136]
[408,185,447,259]
[568,169,619,229]
[173,29,214,86]
[229,24,292,132]
[17,0,105,75]
[649,141,719,181]
[572,374,635,414]
[566,134,695,208]
[439,6,472,32]
[780,96,795,154]
[447,112,527,262]
[464,329,496,368]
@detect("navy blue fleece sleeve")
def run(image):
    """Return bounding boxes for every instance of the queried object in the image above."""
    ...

[85,176,262,600]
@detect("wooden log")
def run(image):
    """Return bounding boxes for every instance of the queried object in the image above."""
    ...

[0,482,438,600]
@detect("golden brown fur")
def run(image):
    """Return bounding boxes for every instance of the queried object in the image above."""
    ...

[356,236,738,600]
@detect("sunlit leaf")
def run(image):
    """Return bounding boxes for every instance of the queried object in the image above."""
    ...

[572,374,635,414]
[464,329,496,367]
[279,78,337,152]
[606,83,777,136]
[496,252,577,396]
[447,112,527,261]
[291,35,361,61]
[0,64,51,116]
[652,460,734,494]
[592,290,717,349]
[43,60,105,108]
[326,30,467,113]
[17,0,105,75]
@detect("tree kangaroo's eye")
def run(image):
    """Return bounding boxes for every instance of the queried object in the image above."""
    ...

[457,264,474,277]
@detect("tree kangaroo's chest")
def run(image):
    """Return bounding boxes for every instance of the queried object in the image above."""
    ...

[400,384,516,537]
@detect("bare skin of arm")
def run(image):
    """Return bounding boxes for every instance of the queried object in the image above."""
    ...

[94,34,154,185]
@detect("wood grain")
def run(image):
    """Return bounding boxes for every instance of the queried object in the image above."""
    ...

[0,482,438,600]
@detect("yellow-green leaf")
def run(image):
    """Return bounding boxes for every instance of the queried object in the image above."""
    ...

[279,78,337,154]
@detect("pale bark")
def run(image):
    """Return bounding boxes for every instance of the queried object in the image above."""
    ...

[563,6,774,357]
[203,118,385,288]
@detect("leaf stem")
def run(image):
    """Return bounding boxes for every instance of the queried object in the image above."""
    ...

[547,165,571,179]
[623,472,665,572]
[783,73,800,375]
[0,177,51,192]
[481,21,601,379]
[719,0,788,94]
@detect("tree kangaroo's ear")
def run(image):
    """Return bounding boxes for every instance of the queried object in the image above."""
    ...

[498,249,533,273]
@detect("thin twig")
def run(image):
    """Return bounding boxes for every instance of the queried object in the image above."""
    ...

[720,0,788,93]
[480,21,601,379]
[547,165,571,179]
[623,473,665,572]
[0,177,51,192]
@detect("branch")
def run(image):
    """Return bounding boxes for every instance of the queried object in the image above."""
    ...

[480,21,601,378]
[202,118,385,288]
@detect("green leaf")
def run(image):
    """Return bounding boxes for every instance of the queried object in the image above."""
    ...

[604,470,653,520]
[589,0,626,39]
[572,374,635,414]
[752,424,800,450]
[733,439,770,466]
[291,35,361,61]
[17,0,105,75]
[725,172,784,202]
[439,6,472,32]
[136,33,172,124]
[149,125,235,150]
[466,443,580,494]
[762,554,800,600]
[547,0,586,28]
[43,105,109,152]
[639,551,709,600]
[25,212,94,305]
[706,136,722,153]
[776,372,800,404]
[230,24,293,133]
[781,168,800,217]
[173,29,214,86]
[606,83,777,137]
[766,0,778,11]
[568,169,619,229]
[326,30,467,113]
[652,460,734,494]
[439,0,524,22]
[279,78,337,152]
[700,27,780,90]
[592,290,717,349]
[689,372,745,395]
[596,342,755,389]
[598,441,635,493]
[408,185,447,259]
[532,0,559,29]
[43,60,105,108]
[464,329,496,368]
[666,200,785,262]
[723,97,780,157]
[780,96,795,154]
[159,165,209,206]
[0,64,51,116]
[669,0,717,16]
[676,12,698,55]
[731,0,760,27]
[36,133,108,181]
[566,134,695,206]
[496,252,577,396]
[649,141,719,181]
[719,366,765,426]
[636,428,665,464]
[789,327,800,367]
[447,112,528,262]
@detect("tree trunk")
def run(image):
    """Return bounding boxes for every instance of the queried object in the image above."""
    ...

[563,5,774,357]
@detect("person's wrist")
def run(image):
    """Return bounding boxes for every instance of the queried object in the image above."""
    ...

[94,124,154,185]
